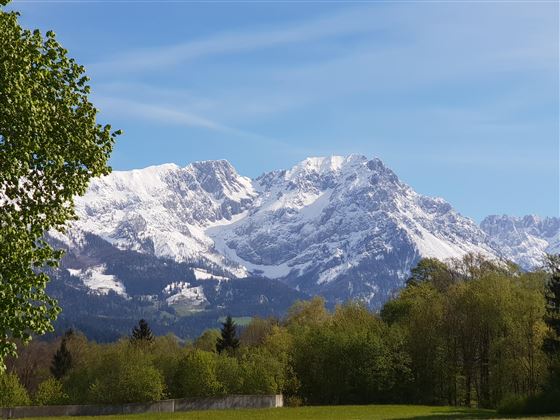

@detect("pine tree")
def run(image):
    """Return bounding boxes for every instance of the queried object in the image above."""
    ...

[216,315,239,354]
[131,319,154,343]
[544,254,560,355]
[50,338,72,379]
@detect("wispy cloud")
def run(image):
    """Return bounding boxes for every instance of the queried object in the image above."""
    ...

[89,1,557,129]
[94,96,309,154]
[96,96,233,132]
[88,6,394,75]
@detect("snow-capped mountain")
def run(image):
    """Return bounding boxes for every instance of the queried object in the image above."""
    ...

[481,215,560,269]
[209,155,495,305]
[61,155,501,307]
[69,160,257,279]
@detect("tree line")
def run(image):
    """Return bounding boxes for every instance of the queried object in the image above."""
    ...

[1,254,559,414]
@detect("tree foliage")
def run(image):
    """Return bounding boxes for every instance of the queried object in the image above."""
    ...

[543,254,560,355]
[539,254,560,406]
[216,315,239,354]
[88,345,165,404]
[130,319,154,343]
[193,329,220,352]
[0,372,30,407]
[34,378,68,405]
[406,257,453,290]
[50,338,72,380]
[1,254,557,412]
[390,256,547,408]
[0,3,120,369]
[291,301,410,405]
[173,349,222,397]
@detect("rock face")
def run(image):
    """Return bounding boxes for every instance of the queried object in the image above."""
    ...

[70,160,256,278]
[481,215,560,269]
[59,155,504,308]
[208,155,494,305]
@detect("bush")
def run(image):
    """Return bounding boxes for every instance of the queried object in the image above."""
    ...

[150,335,183,393]
[284,395,303,407]
[193,330,220,352]
[216,354,242,394]
[498,391,560,415]
[239,350,285,395]
[88,346,165,404]
[173,350,222,397]
[524,391,560,414]
[497,394,527,414]
[0,373,30,407]
[34,378,69,405]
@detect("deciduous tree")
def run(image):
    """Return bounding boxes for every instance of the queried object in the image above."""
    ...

[543,254,560,355]
[0,1,119,369]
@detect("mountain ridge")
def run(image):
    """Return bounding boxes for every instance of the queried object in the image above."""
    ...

[56,154,528,308]
[481,214,559,269]
[45,155,558,339]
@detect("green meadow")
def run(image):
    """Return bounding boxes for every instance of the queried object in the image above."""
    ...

[25,405,560,420]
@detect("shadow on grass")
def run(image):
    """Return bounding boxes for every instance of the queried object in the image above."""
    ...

[393,408,560,419]
[392,409,491,420]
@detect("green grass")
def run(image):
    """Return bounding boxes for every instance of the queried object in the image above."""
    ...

[170,304,207,317]
[25,404,560,420]
[217,316,253,326]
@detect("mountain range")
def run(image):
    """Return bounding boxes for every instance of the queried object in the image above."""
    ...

[47,155,559,340]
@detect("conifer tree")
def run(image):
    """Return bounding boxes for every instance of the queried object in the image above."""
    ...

[216,315,239,353]
[131,319,154,343]
[544,254,560,355]
[50,338,72,379]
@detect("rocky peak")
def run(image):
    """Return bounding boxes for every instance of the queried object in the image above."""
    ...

[481,214,560,269]
[63,155,557,308]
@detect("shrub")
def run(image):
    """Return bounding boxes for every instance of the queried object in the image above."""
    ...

[88,346,165,404]
[34,378,69,405]
[284,395,303,407]
[216,354,242,394]
[498,391,560,415]
[524,391,560,414]
[0,373,30,407]
[150,335,183,393]
[239,350,284,395]
[497,394,527,414]
[173,350,222,397]
[193,329,220,352]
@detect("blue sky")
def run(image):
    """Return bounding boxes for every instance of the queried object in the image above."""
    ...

[9,0,559,221]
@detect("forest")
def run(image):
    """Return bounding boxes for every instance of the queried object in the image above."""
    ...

[1,253,559,415]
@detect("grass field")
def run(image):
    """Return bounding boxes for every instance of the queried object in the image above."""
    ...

[217,316,253,326]
[26,405,560,420]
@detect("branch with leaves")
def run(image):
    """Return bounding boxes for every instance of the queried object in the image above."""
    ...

[0,3,120,370]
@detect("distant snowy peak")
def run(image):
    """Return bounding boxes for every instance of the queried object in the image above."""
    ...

[481,215,560,269]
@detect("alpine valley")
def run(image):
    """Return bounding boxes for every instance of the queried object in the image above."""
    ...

[47,155,560,340]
